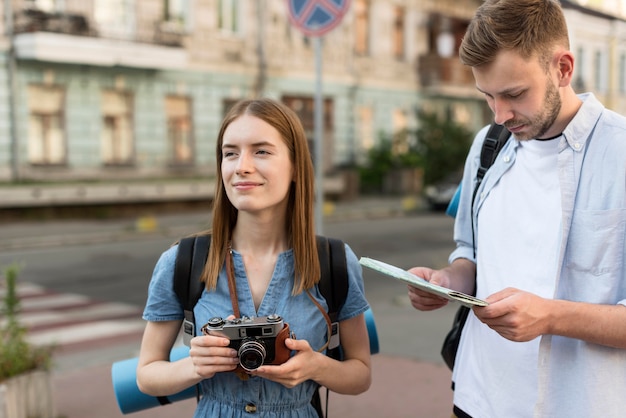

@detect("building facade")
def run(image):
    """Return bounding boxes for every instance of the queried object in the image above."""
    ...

[0,0,624,187]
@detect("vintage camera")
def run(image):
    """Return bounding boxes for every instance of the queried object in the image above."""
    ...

[201,314,291,372]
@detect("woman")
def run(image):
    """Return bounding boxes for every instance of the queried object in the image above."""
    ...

[137,98,372,417]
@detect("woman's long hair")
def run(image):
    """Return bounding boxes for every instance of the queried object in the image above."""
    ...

[200,98,320,294]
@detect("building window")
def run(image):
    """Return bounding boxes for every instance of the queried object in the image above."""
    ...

[164,0,187,21]
[222,99,239,118]
[28,0,59,12]
[619,53,626,94]
[574,46,586,91]
[94,0,134,39]
[165,96,193,165]
[27,85,66,165]
[357,106,373,150]
[218,0,239,33]
[101,90,134,165]
[354,0,370,56]
[593,49,609,93]
[282,96,334,171]
[393,6,405,60]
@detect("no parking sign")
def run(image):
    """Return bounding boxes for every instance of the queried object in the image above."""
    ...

[287,0,351,37]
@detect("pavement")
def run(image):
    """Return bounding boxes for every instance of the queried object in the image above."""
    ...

[1,195,456,418]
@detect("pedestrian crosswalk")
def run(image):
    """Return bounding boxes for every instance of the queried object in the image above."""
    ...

[2,282,146,352]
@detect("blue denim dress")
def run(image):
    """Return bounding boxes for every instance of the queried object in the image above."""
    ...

[143,242,370,417]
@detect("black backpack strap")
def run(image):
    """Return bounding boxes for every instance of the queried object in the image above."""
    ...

[314,235,348,418]
[471,123,510,257]
[315,235,348,358]
[173,234,210,347]
[476,123,511,186]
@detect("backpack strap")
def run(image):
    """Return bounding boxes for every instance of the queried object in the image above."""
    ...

[314,235,348,418]
[174,234,210,347]
[476,123,511,185]
[471,123,511,257]
[315,235,348,358]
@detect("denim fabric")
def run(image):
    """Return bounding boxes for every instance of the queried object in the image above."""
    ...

[143,242,369,418]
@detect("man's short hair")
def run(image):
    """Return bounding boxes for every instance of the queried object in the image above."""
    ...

[459,0,570,68]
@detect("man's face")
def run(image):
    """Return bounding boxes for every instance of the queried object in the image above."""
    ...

[472,50,562,140]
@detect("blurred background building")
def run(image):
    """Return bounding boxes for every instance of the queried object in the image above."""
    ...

[0,0,625,208]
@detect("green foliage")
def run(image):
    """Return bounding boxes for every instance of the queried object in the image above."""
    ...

[358,112,472,194]
[415,111,473,186]
[0,264,53,382]
[359,130,423,193]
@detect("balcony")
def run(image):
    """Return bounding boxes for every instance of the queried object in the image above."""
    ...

[418,53,475,90]
[12,8,187,69]
[14,31,188,69]
[14,8,92,36]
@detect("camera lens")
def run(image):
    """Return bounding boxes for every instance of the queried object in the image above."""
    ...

[238,340,266,372]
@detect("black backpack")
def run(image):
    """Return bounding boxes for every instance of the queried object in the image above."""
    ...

[173,234,349,417]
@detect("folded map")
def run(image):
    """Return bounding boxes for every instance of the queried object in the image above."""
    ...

[359,257,488,308]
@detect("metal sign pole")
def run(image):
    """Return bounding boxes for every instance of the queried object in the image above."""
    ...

[314,36,323,234]
[286,0,351,235]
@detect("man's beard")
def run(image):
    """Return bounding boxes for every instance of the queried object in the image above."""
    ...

[507,79,562,141]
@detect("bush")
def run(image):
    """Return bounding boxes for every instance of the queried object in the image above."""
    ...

[415,111,473,186]
[0,264,53,381]
[359,130,423,194]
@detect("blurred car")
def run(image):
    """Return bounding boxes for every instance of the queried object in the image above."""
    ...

[424,182,459,211]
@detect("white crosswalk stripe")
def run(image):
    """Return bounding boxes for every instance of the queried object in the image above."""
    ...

[2,282,146,351]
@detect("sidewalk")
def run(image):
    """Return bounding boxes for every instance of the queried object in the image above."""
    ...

[54,351,453,418]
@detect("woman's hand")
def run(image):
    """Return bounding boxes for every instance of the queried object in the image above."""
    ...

[189,334,240,378]
[251,338,318,387]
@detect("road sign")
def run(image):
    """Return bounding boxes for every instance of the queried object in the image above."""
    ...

[287,0,351,37]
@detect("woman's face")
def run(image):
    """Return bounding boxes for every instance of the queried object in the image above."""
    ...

[221,114,294,215]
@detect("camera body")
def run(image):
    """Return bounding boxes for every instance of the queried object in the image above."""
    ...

[201,314,291,372]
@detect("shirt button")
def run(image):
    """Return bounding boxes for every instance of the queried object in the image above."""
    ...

[574,142,581,150]
[503,156,510,163]
[245,403,257,413]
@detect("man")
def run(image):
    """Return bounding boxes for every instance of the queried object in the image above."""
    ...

[407,1,626,417]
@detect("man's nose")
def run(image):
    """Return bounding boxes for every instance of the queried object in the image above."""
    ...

[492,99,514,125]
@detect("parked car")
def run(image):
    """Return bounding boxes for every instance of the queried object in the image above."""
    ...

[424,183,458,211]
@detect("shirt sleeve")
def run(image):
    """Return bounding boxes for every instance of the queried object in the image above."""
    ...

[142,245,185,322]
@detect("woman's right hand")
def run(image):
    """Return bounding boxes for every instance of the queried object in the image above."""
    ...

[189,334,239,378]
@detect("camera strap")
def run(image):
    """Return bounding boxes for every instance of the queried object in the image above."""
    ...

[225,244,241,318]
